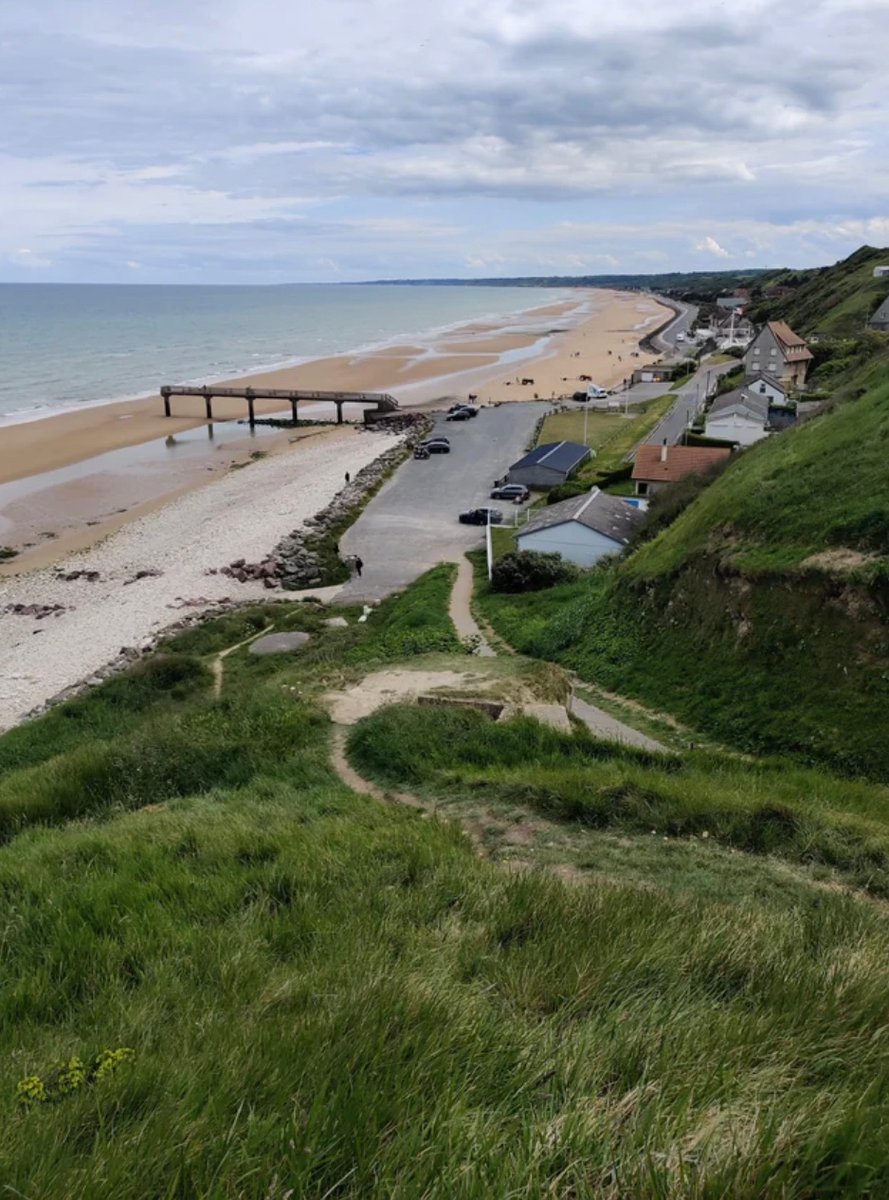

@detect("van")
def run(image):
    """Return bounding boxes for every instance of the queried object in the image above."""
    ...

[586,384,608,400]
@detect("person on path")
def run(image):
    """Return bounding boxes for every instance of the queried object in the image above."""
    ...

[344,471,351,484]
[354,556,364,577]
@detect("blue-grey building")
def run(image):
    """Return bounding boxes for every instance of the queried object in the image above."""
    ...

[506,441,591,491]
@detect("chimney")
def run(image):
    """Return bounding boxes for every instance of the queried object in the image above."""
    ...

[660,439,668,464]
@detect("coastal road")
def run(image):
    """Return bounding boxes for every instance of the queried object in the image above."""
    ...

[338,402,549,602]
[650,299,698,357]
[642,357,738,447]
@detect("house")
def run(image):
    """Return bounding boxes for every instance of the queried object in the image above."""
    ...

[744,371,786,405]
[715,295,748,311]
[744,321,813,388]
[868,296,889,332]
[516,488,646,568]
[631,358,694,385]
[506,441,591,491]
[704,388,769,446]
[632,443,731,496]
[873,267,889,279]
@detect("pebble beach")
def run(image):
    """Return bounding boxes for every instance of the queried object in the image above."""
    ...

[0,428,398,730]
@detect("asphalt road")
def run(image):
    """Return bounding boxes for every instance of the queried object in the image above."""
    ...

[651,299,698,357]
[643,358,738,447]
[339,402,549,602]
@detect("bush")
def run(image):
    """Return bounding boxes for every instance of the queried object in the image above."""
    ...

[545,480,588,505]
[491,551,579,593]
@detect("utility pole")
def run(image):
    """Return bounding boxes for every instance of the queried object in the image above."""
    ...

[486,507,494,582]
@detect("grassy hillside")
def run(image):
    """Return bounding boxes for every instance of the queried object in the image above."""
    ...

[748,245,889,336]
[477,344,889,778]
[8,567,889,1194]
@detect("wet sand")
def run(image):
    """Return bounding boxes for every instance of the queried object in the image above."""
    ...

[0,290,669,573]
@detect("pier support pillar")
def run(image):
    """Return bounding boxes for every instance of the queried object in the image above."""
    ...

[204,393,213,421]
[290,399,298,424]
[163,390,171,418]
[247,396,256,427]
[336,402,344,425]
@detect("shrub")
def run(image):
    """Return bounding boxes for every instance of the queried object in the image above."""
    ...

[491,551,579,593]
[546,480,588,505]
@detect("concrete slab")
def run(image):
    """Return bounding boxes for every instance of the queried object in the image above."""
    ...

[248,631,311,655]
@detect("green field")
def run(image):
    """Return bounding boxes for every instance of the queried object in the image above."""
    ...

[5,564,889,1195]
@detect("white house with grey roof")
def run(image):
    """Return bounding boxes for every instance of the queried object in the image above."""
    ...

[515,488,646,568]
[744,371,786,405]
[705,387,770,446]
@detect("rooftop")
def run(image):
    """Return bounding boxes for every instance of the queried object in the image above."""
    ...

[510,440,591,474]
[518,488,646,545]
[709,388,769,422]
[632,443,731,484]
[766,321,814,361]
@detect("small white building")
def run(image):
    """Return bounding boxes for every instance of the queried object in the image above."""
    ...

[705,387,770,446]
[516,488,646,568]
[744,371,786,405]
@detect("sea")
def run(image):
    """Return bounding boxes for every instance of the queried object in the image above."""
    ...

[0,283,572,424]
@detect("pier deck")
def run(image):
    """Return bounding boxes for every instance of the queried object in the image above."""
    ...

[160,385,399,425]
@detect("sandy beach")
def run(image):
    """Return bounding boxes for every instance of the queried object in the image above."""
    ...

[0,427,398,730]
[0,287,670,728]
[0,289,668,574]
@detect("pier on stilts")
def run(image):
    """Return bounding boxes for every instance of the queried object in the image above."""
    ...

[160,385,400,426]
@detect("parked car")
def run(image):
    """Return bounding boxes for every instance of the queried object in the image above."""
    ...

[572,391,589,402]
[458,404,479,417]
[459,507,503,526]
[490,483,530,502]
[446,408,471,422]
[422,437,450,453]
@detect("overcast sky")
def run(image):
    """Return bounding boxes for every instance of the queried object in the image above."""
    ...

[2,0,888,282]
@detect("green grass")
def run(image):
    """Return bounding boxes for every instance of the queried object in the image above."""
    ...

[627,349,889,578]
[749,244,889,337]
[7,561,889,1191]
[538,395,675,483]
[349,703,889,895]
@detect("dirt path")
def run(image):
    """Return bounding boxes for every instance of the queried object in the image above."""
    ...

[211,624,274,698]
[449,555,666,750]
[448,556,496,655]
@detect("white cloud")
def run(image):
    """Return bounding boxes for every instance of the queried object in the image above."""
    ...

[696,236,731,259]
[1,0,888,279]
[9,247,52,268]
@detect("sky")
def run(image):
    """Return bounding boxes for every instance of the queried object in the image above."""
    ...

[1,0,888,283]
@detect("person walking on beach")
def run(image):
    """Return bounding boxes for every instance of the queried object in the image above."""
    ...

[354,556,364,578]
[344,471,351,484]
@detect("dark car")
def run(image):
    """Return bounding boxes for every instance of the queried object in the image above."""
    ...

[422,438,450,453]
[572,391,589,402]
[458,404,479,417]
[459,507,503,526]
[446,408,471,422]
[490,483,530,502]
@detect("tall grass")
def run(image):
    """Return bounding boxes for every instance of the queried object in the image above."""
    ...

[5,569,889,1193]
[349,703,889,894]
[5,777,889,1195]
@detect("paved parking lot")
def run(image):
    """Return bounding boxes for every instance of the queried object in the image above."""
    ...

[339,402,548,601]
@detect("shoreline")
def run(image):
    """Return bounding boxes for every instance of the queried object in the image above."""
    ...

[0,289,670,574]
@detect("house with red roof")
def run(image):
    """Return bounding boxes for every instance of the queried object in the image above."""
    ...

[631,443,731,496]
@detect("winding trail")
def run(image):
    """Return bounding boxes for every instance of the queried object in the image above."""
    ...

[448,554,665,751]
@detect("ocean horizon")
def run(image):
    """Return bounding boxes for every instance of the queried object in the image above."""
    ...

[0,282,573,424]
